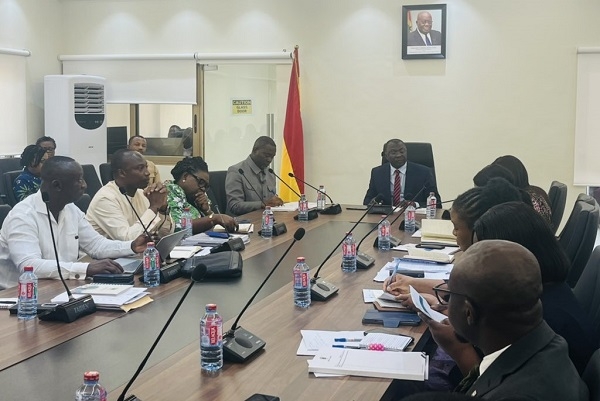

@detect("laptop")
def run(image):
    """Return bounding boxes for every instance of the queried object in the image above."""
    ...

[117,230,188,273]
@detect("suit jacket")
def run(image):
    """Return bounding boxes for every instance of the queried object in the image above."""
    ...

[406,29,442,46]
[467,321,589,400]
[363,162,440,207]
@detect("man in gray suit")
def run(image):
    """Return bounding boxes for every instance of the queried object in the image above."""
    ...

[447,240,588,400]
[406,11,442,46]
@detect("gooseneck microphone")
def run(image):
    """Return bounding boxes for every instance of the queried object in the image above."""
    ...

[355,186,427,269]
[288,172,342,215]
[223,228,305,363]
[118,264,208,401]
[37,192,97,323]
[119,186,154,239]
[268,168,301,199]
[310,195,383,302]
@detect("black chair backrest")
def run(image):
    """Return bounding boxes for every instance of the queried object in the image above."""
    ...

[208,170,228,215]
[583,349,600,401]
[99,163,113,186]
[82,164,102,200]
[0,204,11,229]
[74,193,92,214]
[548,181,567,233]
[2,170,24,207]
[559,195,600,287]
[381,142,437,182]
[0,158,22,205]
[574,246,600,342]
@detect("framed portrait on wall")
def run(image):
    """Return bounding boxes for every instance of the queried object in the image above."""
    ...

[402,4,447,60]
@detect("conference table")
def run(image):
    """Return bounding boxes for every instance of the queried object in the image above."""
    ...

[0,206,439,401]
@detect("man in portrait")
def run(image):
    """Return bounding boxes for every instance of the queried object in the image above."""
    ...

[406,11,442,46]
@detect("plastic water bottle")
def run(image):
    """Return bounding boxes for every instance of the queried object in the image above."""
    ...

[405,202,416,234]
[426,192,437,219]
[143,242,161,287]
[261,206,274,238]
[17,266,37,320]
[200,303,223,372]
[181,207,193,238]
[293,257,311,308]
[298,194,309,221]
[75,371,107,401]
[316,185,326,210]
[342,232,357,273]
[378,215,391,251]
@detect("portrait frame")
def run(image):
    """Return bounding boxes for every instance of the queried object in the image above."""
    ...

[402,4,447,60]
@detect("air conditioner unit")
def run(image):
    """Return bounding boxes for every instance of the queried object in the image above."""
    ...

[44,75,107,168]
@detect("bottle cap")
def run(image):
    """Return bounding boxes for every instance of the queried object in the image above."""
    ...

[24,266,33,272]
[83,371,100,381]
[205,303,217,311]
[147,242,155,247]
[296,257,305,262]
[183,207,190,212]
[265,206,271,210]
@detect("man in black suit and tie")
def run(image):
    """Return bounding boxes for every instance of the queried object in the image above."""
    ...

[406,11,442,46]
[363,139,440,207]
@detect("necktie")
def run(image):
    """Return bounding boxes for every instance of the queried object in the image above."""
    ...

[393,170,401,207]
[454,364,480,394]
[425,35,432,46]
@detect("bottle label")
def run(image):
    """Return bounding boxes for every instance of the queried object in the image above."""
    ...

[263,214,271,226]
[406,209,415,220]
[18,282,35,299]
[294,271,309,288]
[299,200,308,212]
[202,321,222,346]
[144,253,159,270]
[428,198,437,208]
[379,225,390,237]
[343,242,356,257]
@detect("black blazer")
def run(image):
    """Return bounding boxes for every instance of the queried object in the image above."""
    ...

[363,161,440,207]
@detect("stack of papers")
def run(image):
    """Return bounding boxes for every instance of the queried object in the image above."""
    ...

[307,348,428,380]
[373,259,453,282]
[71,283,133,296]
[405,247,455,263]
[298,330,413,356]
[51,286,150,311]
[181,232,250,246]
[270,202,318,212]
[419,219,458,246]
[169,245,203,259]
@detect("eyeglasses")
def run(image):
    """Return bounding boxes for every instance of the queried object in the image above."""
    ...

[188,171,210,190]
[432,282,476,307]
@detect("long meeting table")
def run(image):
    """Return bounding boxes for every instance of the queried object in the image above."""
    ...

[0,206,432,400]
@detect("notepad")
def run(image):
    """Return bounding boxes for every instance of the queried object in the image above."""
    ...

[360,332,413,351]
[405,247,455,263]
[420,219,457,246]
[169,245,202,259]
[71,283,133,296]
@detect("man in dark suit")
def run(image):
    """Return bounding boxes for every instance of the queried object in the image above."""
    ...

[406,11,442,46]
[447,240,588,400]
[363,139,440,207]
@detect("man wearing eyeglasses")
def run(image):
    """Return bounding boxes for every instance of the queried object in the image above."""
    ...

[87,149,173,241]
[440,240,587,400]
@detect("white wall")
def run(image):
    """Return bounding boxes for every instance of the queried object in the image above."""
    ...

[3,0,600,216]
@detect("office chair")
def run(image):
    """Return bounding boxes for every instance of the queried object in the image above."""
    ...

[558,195,600,287]
[208,170,228,214]
[99,163,113,185]
[0,204,11,229]
[574,246,600,343]
[81,164,103,200]
[381,142,437,183]
[548,181,567,233]
[0,158,22,205]
[583,349,600,401]
[74,193,92,214]
[2,170,24,207]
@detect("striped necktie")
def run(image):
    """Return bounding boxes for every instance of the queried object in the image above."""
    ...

[393,170,401,207]
[425,35,432,46]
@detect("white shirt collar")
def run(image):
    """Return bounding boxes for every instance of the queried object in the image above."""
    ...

[479,344,511,376]
[389,162,407,175]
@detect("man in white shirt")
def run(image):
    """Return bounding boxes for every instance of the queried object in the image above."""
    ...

[0,156,149,289]
[87,149,173,241]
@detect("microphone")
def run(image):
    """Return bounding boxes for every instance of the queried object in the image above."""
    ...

[310,195,383,302]
[269,168,318,221]
[118,264,208,401]
[288,172,342,215]
[37,192,97,323]
[268,168,301,199]
[355,186,427,269]
[238,168,267,209]
[118,186,154,240]
[223,228,305,363]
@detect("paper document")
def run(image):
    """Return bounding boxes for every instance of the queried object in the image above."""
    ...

[71,283,133,296]
[297,330,365,356]
[181,232,249,246]
[409,285,447,323]
[271,202,317,212]
[169,246,202,259]
[405,247,455,263]
[360,332,412,351]
[52,287,149,308]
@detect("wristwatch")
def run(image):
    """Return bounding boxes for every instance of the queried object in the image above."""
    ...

[207,212,215,226]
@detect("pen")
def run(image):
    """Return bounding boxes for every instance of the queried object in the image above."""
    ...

[332,344,401,352]
[334,338,363,342]
[0,301,17,304]
[387,259,402,288]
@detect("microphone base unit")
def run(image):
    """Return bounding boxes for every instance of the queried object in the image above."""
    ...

[369,205,394,215]
[356,251,376,269]
[258,222,288,237]
[310,277,339,301]
[318,204,342,215]
[223,327,266,363]
[294,209,319,221]
[210,237,246,253]
[124,396,142,401]
[38,294,97,323]
[372,236,402,249]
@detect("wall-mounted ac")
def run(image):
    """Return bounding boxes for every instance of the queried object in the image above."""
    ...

[44,75,107,169]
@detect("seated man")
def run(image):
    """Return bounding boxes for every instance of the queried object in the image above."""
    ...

[127,135,161,186]
[225,136,284,216]
[364,139,440,207]
[447,240,588,400]
[87,149,173,241]
[0,156,148,289]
